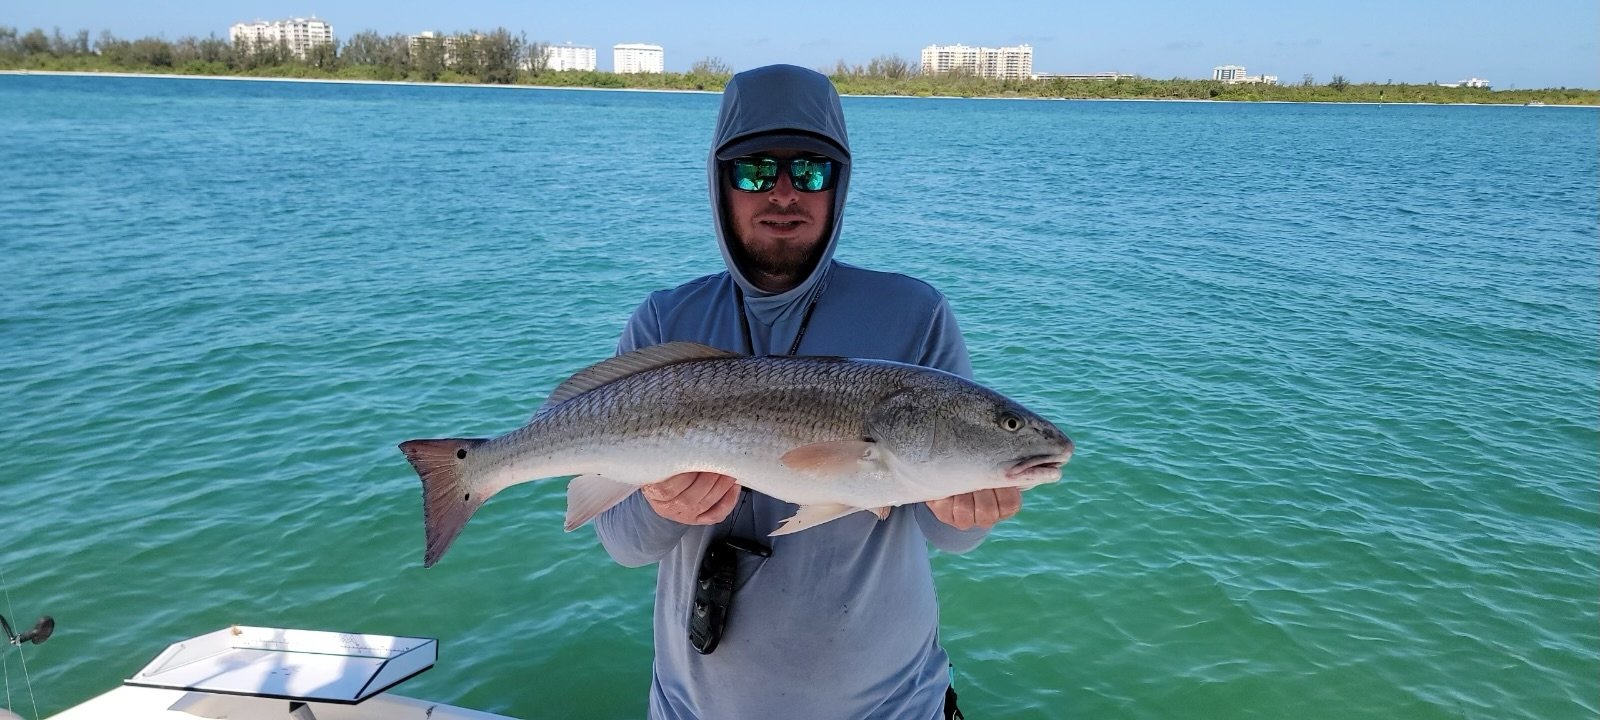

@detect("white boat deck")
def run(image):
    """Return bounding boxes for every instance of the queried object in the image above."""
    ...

[34,627,520,720]
[46,685,518,720]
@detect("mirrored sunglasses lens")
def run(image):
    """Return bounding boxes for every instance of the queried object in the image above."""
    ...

[791,159,833,192]
[732,158,777,192]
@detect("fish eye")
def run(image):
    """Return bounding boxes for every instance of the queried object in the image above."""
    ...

[998,412,1023,432]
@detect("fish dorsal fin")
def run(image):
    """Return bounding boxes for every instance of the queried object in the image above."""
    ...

[536,342,739,415]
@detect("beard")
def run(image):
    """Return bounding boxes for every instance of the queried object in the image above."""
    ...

[722,196,833,292]
[739,236,823,279]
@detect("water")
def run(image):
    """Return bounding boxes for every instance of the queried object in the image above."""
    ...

[0,75,1595,719]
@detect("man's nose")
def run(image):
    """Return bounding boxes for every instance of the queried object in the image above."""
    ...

[767,170,800,204]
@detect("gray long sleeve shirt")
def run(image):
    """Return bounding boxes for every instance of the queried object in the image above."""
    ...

[595,263,989,719]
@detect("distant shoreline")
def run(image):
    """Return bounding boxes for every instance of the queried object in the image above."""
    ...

[5,69,1597,108]
[0,69,721,95]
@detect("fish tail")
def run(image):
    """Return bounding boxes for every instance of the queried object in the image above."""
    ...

[399,437,491,568]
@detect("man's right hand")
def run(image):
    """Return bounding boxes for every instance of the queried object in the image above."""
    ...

[640,472,741,525]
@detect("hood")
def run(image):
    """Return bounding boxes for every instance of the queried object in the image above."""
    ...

[707,65,852,326]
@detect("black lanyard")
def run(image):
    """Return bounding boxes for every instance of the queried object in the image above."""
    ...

[700,275,827,641]
[734,277,828,357]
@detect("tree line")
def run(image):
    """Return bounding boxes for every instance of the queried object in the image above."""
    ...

[2,26,1595,105]
[828,73,1599,105]
[0,26,554,84]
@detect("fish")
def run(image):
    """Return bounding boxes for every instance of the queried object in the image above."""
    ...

[399,342,1074,567]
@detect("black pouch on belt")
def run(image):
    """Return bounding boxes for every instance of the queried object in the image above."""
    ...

[688,531,772,654]
[688,539,738,654]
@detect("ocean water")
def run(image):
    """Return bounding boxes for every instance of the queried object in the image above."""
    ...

[0,75,1595,719]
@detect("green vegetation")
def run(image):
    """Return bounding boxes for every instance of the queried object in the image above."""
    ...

[3,26,1596,106]
[826,66,1598,105]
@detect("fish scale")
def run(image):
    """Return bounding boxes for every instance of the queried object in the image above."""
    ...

[520,359,876,454]
[399,342,1072,567]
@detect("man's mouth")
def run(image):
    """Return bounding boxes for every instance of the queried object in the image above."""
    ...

[759,219,806,231]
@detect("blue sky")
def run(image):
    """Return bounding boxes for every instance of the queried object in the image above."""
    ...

[9,1,1598,88]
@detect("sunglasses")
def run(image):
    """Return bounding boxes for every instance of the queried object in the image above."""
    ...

[727,155,837,193]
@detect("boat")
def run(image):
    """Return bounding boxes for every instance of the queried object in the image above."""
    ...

[4,624,518,720]
[47,686,514,719]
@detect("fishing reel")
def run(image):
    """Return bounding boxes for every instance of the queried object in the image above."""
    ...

[0,615,52,647]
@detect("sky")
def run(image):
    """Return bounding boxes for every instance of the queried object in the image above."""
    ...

[8,0,1598,89]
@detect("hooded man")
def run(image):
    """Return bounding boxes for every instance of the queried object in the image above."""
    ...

[593,64,1022,720]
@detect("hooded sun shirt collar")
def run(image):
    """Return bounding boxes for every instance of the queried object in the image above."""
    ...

[708,64,852,354]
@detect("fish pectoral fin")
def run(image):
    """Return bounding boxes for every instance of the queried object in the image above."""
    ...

[779,440,881,478]
[564,474,639,532]
[770,503,875,536]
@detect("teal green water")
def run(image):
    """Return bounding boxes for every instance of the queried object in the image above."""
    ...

[1,75,1596,719]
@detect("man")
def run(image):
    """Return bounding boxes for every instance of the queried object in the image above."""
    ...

[593,64,1022,719]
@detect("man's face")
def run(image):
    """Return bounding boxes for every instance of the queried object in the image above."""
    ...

[723,149,835,293]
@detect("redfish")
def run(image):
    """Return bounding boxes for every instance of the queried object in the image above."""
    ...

[400,342,1073,567]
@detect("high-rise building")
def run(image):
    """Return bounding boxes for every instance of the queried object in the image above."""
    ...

[542,43,597,72]
[1213,65,1247,82]
[1213,65,1278,85]
[408,30,443,55]
[920,43,1033,80]
[230,17,333,59]
[613,43,664,74]
[407,31,490,68]
[922,44,980,76]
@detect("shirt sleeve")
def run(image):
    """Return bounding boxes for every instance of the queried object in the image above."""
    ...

[912,503,992,554]
[592,296,691,566]
[616,294,664,355]
[593,490,690,567]
[919,296,974,380]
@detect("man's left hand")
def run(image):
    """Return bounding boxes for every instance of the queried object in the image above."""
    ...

[925,488,1023,530]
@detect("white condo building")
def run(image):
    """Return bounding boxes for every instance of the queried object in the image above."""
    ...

[613,43,664,74]
[1213,64,1246,82]
[408,31,494,67]
[230,17,333,59]
[408,30,443,53]
[1213,64,1278,85]
[542,43,597,72]
[920,44,1033,80]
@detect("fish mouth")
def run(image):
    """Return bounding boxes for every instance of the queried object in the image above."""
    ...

[1005,453,1071,483]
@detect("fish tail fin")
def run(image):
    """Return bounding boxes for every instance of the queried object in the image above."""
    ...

[399,437,492,568]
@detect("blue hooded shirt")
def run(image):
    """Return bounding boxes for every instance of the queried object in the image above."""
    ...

[594,64,988,720]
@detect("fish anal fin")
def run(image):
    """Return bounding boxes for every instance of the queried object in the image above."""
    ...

[564,474,638,531]
[771,503,876,536]
[780,440,879,477]
[534,342,739,417]
[872,506,891,521]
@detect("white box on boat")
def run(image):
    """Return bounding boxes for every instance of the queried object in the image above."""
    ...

[42,626,518,719]
[123,626,436,703]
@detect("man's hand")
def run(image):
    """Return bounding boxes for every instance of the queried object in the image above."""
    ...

[926,488,1023,530]
[641,472,741,525]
